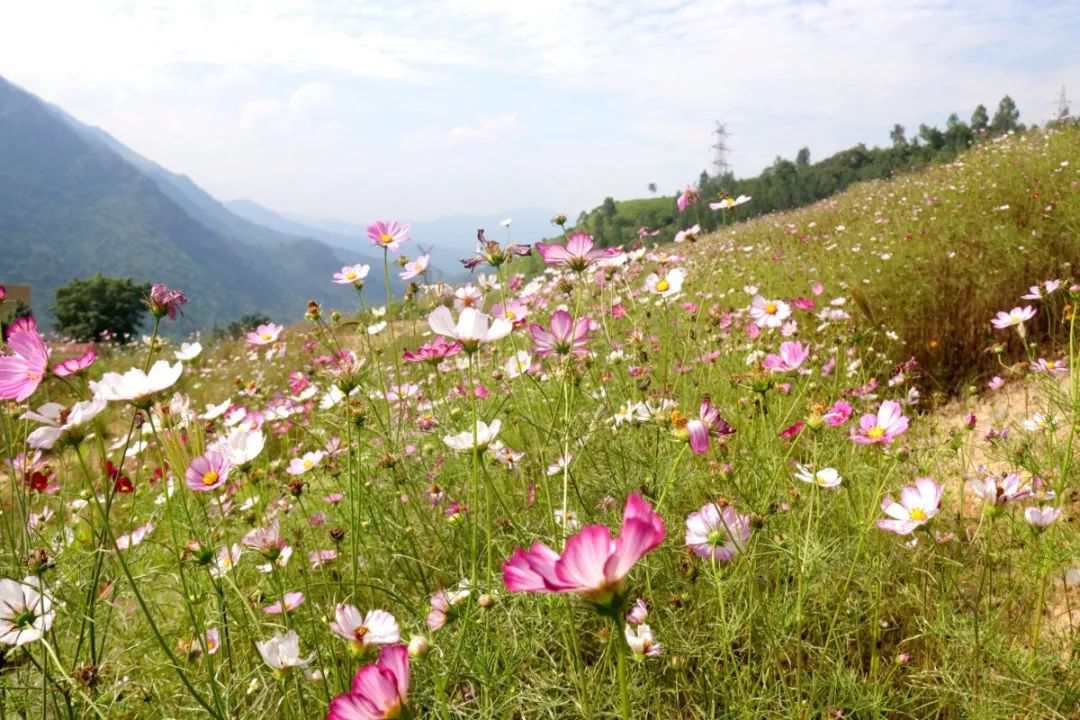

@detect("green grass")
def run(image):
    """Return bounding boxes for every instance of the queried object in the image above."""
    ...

[2,126,1080,719]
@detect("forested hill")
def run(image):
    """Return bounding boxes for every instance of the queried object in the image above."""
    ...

[539,96,1039,262]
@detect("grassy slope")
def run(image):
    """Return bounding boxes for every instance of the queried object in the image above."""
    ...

[5,128,1080,719]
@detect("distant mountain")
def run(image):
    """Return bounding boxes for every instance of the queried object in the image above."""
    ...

[226,200,558,284]
[0,75,396,334]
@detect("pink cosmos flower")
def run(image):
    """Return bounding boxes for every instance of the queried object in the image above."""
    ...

[0,327,49,401]
[762,341,810,373]
[503,493,665,607]
[333,264,371,285]
[185,451,232,492]
[491,300,529,327]
[968,472,1030,509]
[988,376,1005,391]
[428,306,512,352]
[367,220,410,252]
[264,591,305,614]
[535,233,621,272]
[399,254,430,280]
[990,306,1036,331]
[850,400,909,445]
[685,397,735,454]
[673,225,700,244]
[877,478,943,535]
[823,400,852,426]
[460,229,531,270]
[685,504,751,562]
[328,645,410,720]
[402,336,462,364]
[1033,358,1068,375]
[246,323,283,346]
[51,347,96,377]
[426,587,469,631]
[676,185,699,212]
[529,310,594,358]
[1024,506,1062,528]
[148,283,187,320]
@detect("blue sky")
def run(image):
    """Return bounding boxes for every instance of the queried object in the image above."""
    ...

[2,0,1078,223]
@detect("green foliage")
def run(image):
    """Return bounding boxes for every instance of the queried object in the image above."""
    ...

[53,273,150,341]
[551,96,1031,256]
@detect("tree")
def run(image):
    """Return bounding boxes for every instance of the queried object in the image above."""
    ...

[970,104,989,133]
[647,183,657,195]
[0,298,33,339]
[990,95,1021,135]
[890,124,907,148]
[53,274,150,342]
[225,313,272,340]
[795,147,811,169]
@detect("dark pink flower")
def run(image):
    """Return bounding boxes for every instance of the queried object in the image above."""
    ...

[328,645,410,720]
[52,347,97,377]
[503,493,665,608]
[148,284,187,320]
[529,310,594,358]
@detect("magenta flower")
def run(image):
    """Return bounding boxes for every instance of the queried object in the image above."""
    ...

[529,310,594,358]
[850,400,909,445]
[877,478,943,535]
[328,645,410,720]
[0,326,49,402]
[51,347,97,377]
[185,451,232,492]
[685,397,735,454]
[367,221,410,252]
[148,283,187,320]
[503,493,665,607]
[535,233,621,272]
[685,504,751,562]
[402,336,462,364]
[762,341,810,373]
[822,400,852,427]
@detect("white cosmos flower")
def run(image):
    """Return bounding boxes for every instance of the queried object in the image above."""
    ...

[503,350,533,379]
[794,465,843,488]
[256,630,309,670]
[428,307,512,350]
[328,606,400,649]
[644,268,686,298]
[209,427,266,466]
[22,396,107,449]
[0,576,54,647]
[175,342,203,361]
[367,321,387,335]
[91,361,183,403]
[443,419,501,452]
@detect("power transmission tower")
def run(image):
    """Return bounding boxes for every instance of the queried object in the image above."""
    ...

[1056,85,1071,121]
[711,122,730,177]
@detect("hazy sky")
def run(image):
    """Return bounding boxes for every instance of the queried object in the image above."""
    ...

[2,1,1078,223]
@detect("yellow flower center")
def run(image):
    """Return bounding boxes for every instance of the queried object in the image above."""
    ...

[380,233,394,245]
[303,459,313,469]
[867,426,885,439]
[353,626,369,642]
[908,507,927,521]
[505,310,516,320]
[765,302,778,314]
[656,279,670,292]
[345,271,357,280]
[202,470,219,487]
[261,333,272,341]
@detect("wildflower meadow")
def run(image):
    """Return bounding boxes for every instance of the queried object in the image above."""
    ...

[3,126,1080,720]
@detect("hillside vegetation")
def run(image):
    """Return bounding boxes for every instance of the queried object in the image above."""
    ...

[2,126,1080,720]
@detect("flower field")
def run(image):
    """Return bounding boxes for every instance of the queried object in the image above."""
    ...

[3,126,1080,718]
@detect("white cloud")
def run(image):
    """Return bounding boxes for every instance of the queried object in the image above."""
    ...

[0,0,1076,221]
[401,113,519,150]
